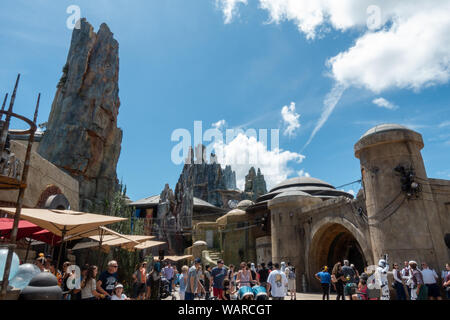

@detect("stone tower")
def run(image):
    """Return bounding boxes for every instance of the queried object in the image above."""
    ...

[355,124,448,269]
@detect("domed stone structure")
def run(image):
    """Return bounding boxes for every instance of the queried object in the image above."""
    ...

[237,200,254,210]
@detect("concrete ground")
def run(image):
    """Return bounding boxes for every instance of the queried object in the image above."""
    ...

[164,287,337,301]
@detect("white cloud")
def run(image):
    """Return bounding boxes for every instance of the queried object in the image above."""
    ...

[281,102,301,136]
[218,1,450,145]
[213,133,305,190]
[439,121,450,128]
[297,169,311,178]
[216,0,248,24]
[372,97,399,110]
[303,83,346,149]
[212,119,227,130]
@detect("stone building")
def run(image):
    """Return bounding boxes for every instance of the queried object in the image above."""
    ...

[0,136,79,210]
[192,124,450,293]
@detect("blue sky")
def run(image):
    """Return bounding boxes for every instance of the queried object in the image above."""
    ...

[0,0,449,202]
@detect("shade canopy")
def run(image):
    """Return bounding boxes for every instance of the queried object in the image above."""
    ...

[133,240,166,251]
[72,235,156,251]
[0,208,127,240]
[0,218,42,240]
[29,229,61,246]
[163,255,194,262]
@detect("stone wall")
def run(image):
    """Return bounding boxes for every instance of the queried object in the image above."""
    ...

[0,140,79,210]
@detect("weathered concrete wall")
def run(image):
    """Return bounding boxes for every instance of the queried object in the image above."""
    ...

[192,221,220,249]
[0,140,79,210]
[355,128,449,271]
[269,194,371,292]
[429,178,450,258]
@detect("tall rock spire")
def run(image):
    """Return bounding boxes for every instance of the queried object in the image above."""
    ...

[38,19,122,212]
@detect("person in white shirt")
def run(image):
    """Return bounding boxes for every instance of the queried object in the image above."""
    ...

[267,263,288,300]
[421,262,441,300]
[401,261,412,299]
[111,284,129,300]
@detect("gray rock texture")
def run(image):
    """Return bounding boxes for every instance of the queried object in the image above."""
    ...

[38,19,122,212]
[244,167,267,201]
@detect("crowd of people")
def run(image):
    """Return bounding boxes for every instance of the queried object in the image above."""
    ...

[315,259,450,301]
[32,252,450,301]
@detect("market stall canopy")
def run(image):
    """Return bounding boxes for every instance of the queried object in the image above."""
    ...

[163,255,194,262]
[72,235,156,251]
[0,208,127,240]
[133,240,166,251]
[0,218,42,240]
[29,229,61,246]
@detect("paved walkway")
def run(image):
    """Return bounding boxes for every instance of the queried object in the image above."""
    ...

[165,287,338,301]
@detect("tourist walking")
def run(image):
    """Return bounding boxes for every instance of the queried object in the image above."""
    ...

[392,263,407,300]
[315,266,331,300]
[421,262,441,300]
[147,260,161,300]
[408,261,427,300]
[81,265,102,300]
[163,262,175,293]
[185,258,205,300]
[258,263,270,292]
[332,262,345,300]
[178,265,188,300]
[342,260,356,283]
[267,263,288,300]
[227,264,236,292]
[443,263,450,299]
[132,262,147,300]
[286,262,296,300]
[211,259,227,300]
[97,260,119,300]
[401,261,412,299]
[237,262,253,288]
[222,279,235,300]
[204,265,212,300]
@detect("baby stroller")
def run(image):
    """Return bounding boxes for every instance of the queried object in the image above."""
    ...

[238,286,255,300]
[252,285,268,301]
[160,276,175,300]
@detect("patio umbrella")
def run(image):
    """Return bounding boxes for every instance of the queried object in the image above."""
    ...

[30,229,61,246]
[0,208,128,268]
[0,218,42,240]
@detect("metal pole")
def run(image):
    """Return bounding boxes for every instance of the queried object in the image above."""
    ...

[97,228,104,268]
[0,93,8,121]
[0,75,20,153]
[57,227,66,271]
[0,87,38,299]
[24,239,32,263]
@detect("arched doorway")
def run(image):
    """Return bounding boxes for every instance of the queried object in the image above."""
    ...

[309,223,368,291]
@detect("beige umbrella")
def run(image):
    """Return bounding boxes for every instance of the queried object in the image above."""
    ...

[72,235,156,251]
[0,207,128,267]
[133,240,166,251]
[163,255,194,262]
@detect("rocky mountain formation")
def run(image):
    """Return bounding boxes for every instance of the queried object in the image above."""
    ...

[38,19,122,212]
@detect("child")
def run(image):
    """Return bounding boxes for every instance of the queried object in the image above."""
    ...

[222,279,236,300]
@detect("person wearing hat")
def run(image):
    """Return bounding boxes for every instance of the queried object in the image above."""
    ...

[408,261,427,300]
[185,258,205,300]
[111,284,129,300]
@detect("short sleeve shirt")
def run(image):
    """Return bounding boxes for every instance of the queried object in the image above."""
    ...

[317,271,331,284]
[412,270,424,285]
[211,267,227,289]
[267,270,288,298]
[98,271,118,295]
[185,266,199,293]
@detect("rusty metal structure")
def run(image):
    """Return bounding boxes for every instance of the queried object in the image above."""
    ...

[0,74,40,299]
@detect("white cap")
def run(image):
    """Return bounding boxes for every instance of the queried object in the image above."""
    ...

[115,284,124,289]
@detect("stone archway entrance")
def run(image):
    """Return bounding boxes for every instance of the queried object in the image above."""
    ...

[309,223,367,291]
